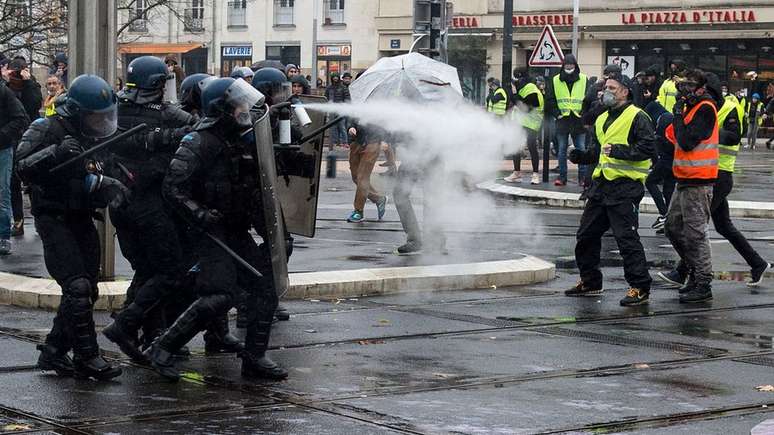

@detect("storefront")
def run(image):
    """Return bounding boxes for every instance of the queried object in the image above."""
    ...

[117,42,205,78]
[316,44,351,86]
[220,44,253,77]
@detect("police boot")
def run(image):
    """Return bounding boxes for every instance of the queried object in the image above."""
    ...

[274,304,290,322]
[36,344,74,377]
[102,315,147,364]
[204,314,244,355]
[240,320,288,381]
[73,355,122,381]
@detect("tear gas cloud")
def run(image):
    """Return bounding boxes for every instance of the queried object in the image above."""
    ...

[306,99,545,258]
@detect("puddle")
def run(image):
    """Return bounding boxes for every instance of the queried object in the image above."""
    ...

[607,321,774,350]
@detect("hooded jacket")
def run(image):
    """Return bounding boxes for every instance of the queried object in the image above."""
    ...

[545,54,589,131]
[0,82,30,151]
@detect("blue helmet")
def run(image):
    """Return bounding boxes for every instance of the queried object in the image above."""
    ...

[230,66,255,81]
[179,73,213,112]
[126,56,169,90]
[251,67,289,105]
[57,74,118,138]
[201,77,264,128]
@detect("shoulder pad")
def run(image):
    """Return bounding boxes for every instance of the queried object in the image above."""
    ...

[16,117,53,160]
[162,104,196,125]
[180,132,201,147]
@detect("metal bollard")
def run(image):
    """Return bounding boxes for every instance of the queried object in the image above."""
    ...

[326,153,337,178]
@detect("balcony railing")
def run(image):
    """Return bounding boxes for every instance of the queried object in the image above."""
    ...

[184,9,205,32]
[128,17,147,32]
[227,1,247,27]
[324,8,344,24]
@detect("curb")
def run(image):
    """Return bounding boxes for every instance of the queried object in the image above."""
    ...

[0,256,555,311]
[479,181,774,219]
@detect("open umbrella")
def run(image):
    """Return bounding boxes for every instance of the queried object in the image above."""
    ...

[349,53,462,103]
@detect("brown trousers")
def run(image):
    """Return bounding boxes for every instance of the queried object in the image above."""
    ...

[349,143,383,211]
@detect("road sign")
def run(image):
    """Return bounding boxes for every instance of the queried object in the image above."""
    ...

[529,25,564,67]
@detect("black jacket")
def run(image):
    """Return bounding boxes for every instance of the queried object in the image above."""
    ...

[324,82,350,103]
[571,102,656,202]
[15,78,43,122]
[545,63,589,133]
[0,82,30,151]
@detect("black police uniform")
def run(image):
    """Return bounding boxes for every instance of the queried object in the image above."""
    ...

[16,76,125,380]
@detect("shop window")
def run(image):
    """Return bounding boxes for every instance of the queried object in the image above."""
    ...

[266,45,300,67]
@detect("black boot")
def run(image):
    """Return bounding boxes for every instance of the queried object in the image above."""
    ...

[102,320,147,364]
[36,344,74,376]
[73,355,122,381]
[241,320,288,380]
[274,304,290,322]
[204,314,244,355]
[144,342,180,381]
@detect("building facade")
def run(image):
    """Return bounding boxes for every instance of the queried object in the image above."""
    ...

[116,0,774,98]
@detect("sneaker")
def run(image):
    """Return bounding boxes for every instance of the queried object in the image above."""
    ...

[553,178,566,187]
[564,280,603,297]
[657,269,688,288]
[619,288,650,306]
[0,239,11,255]
[504,171,522,183]
[655,227,665,235]
[651,215,666,230]
[11,220,23,237]
[530,172,540,185]
[679,275,696,295]
[748,262,772,287]
[347,210,364,223]
[679,284,712,304]
[396,241,422,256]
[376,196,388,221]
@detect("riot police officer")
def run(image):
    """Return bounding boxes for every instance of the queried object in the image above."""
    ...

[145,77,287,381]
[179,73,214,117]
[17,75,127,380]
[101,56,198,361]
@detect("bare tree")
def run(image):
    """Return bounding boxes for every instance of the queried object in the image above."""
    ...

[117,0,213,39]
[0,0,68,68]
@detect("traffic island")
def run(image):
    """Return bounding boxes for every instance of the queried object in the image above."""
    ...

[0,256,555,311]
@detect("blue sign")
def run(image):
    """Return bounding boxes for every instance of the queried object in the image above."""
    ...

[390,39,401,49]
[222,46,253,57]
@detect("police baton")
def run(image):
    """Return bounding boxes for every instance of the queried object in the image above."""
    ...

[48,123,149,174]
[204,232,264,279]
[296,116,343,144]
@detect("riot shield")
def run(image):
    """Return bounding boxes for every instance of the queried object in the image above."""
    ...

[253,108,290,298]
[273,94,327,237]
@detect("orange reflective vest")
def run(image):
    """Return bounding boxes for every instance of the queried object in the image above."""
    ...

[665,100,719,181]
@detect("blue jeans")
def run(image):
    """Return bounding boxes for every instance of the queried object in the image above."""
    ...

[330,117,348,145]
[0,147,13,239]
[556,130,587,183]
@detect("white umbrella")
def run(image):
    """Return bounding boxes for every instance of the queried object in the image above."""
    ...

[349,52,462,103]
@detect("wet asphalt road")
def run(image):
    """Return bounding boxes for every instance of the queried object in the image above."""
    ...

[0,150,773,433]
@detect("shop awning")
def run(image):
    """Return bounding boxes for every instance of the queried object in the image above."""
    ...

[118,43,203,55]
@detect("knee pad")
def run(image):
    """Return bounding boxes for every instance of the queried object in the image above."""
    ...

[200,294,234,318]
[64,277,94,313]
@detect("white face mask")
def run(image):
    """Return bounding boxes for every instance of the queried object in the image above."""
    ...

[564,67,576,74]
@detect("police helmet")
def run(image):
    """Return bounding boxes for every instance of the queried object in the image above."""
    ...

[180,73,213,111]
[251,67,290,105]
[230,66,255,81]
[201,77,264,127]
[57,74,118,138]
[126,56,170,90]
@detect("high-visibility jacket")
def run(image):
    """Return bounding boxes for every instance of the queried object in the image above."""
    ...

[747,100,764,126]
[657,79,679,112]
[487,87,508,115]
[738,97,748,124]
[552,73,587,117]
[515,83,544,131]
[717,96,743,173]
[592,104,652,183]
[665,100,719,181]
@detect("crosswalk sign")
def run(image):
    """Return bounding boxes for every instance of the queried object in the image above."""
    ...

[529,25,564,67]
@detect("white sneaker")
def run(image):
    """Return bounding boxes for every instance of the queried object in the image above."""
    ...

[530,172,540,185]
[504,171,522,183]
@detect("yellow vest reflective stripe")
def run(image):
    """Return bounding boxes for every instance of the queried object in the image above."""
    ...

[657,79,678,112]
[44,103,56,117]
[553,73,587,117]
[592,105,651,183]
[717,98,742,173]
[487,87,508,115]
[515,83,544,131]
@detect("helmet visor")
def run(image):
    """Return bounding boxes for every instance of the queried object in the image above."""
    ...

[225,78,265,113]
[81,106,118,139]
[164,74,178,103]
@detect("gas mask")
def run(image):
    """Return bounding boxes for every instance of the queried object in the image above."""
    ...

[602,90,618,108]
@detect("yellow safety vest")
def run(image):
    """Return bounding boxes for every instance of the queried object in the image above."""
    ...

[738,97,747,124]
[717,96,743,173]
[552,73,587,117]
[487,87,508,115]
[515,83,544,131]
[747,101,764,126]
[592,104,652,183]
[657,79,679,112]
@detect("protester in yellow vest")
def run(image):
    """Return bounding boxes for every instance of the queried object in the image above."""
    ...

[42,74,65,118]
[656,59,687,112]
[546,54,590,186]
[565,72,656,306]
[486,78,508,116]
[505,70,543,185]
[712,83,771,286]
[745,93,764,149]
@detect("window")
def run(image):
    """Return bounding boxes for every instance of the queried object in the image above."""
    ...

[129,0,147,32]
[185,0,205,32]
[266,45,300,68]
[228,0,247,27]
[274,0,294,26]
[324,0,344,25]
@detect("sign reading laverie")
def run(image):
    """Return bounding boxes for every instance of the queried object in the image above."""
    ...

[528,25,564,67]
[222,46,253,57]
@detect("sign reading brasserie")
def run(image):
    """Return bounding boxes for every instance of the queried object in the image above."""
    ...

[621,9,756,24]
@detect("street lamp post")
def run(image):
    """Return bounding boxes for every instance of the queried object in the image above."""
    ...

[501,0,513,98]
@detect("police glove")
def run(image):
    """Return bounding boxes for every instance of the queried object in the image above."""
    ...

[195,208,223,229]
[55,136,83,161]
[85,174,131,209]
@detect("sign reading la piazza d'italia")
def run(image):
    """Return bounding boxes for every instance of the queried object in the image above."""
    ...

[451,8,759,29]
